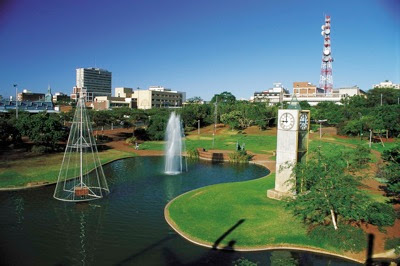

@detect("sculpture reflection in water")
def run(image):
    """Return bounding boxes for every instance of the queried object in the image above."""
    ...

[53,202,108,265]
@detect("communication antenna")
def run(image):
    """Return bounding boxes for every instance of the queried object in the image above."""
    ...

[319,15,333,94]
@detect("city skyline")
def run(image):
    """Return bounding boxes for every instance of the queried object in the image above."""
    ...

[0,0,399,100]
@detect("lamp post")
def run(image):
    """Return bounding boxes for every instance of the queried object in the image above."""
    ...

[198,119,200,135]
[13,84,18,119]
[369,129,372,148]
[358,112,362,140]
[316,119,327,139]
[212,96,218,148]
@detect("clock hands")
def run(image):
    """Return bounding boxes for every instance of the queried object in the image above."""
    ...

[282,113,288,123]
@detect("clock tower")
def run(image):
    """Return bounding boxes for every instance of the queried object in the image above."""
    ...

[267,108,310,200]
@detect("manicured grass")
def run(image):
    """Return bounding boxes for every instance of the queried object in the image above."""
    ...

[139,141,165,151]
[329,135,400,153]
[167,174,342,252]
[309,138,354,153]
[140,130,277,154]
[0,149,134,188]
[186,133,277,154]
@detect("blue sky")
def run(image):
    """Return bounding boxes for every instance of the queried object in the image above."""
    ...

[0,0,399,100]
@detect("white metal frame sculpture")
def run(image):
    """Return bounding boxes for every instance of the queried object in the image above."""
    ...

[54,92,109,202]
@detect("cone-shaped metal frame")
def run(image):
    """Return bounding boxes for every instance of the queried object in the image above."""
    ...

[54,94,109,202]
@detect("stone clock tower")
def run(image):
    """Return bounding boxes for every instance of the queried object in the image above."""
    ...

[267,108,310,200]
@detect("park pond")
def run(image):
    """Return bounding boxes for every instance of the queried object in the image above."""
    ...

[0,157,360,265]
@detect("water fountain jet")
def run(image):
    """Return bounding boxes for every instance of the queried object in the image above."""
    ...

[164,112,186,175]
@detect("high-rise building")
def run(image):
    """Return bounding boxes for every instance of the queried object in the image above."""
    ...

[72,67,112,102]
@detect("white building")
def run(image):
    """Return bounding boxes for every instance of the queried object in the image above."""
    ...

[93,96,136,110]
[133,86,186,109]
[72,68,112,102]
[91,86,186,110]
[252,83,289,105]
[283,86,366,106]
[373,80,400,89]
[252,84,366,106]
[115,87,134,98]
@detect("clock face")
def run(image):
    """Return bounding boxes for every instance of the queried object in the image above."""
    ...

[299,113,309,131]
[279,112,295,130]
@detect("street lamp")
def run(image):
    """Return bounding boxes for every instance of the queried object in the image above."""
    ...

[316,119,327,139]
[358,112,362,140]
[198,119,200,135]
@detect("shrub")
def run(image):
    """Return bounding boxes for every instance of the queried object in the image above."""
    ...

[186,148,199,160]
[366,202,396,227]
[385,237,400,254]
[31,145,50,154]
[125,136,137,144]
[308,224,367,252]
[184,126,196,133]
[229,150,252,163]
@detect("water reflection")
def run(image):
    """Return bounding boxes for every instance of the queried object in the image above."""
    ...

[13,194,24,228]
[0,157,359,265]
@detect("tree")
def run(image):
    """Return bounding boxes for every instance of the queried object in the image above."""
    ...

[0,114,20,146]
[270,251,298,266]
[220,111,245,130]
[25,112,68,150]
[186,96,203,104]
[313,101,344,125]
[379,144,400,202]
[210,91,236,104]
[288,149,371,230]
[90,110,114,128]
[370,105,400,136]
[366,87,400,107]
[146,111,169,140]
[180,103,212,130]
[299,101,311,110]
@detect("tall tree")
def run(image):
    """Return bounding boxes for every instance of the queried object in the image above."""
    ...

[367,87,400,107]
[210,91,236,104]
[288,150,370,230]
[26,112,68,150]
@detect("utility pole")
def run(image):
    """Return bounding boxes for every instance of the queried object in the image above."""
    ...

[13,84,18,119]
[320,122,322,139]
[198,120,200,135]
[369,129,372,148]
[381,94,383,106]
[358,112,362,140]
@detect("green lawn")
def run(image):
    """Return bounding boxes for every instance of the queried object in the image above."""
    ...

[140,132,277,154]
[0,149,134,188]
[328,135,400,153]
[167,174,343,253]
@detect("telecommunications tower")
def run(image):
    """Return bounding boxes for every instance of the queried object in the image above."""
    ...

[319,15,333,94]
